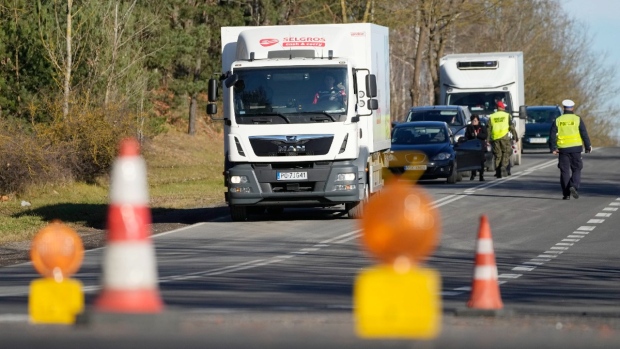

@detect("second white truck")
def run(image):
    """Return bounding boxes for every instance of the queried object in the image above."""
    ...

[439,52,526,165]
[207,24,391,221]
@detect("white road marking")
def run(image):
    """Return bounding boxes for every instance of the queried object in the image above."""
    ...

[513,266,536,271]
[610,202,620,206]
[596,213,612,217]
[587,219,605,224]
[603,207,618,211]
[577,226,596,231]
[499,274,522,278]
[555,243,573,246]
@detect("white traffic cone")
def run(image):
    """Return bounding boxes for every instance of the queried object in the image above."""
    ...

[95,138,163,313]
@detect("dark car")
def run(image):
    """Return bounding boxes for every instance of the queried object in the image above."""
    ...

[405,105,471,134]
[523,105,562,152]
[388,121,487,184]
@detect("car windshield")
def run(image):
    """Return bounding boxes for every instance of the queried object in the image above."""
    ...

[526,108,561,124]
[392,126,448,145]
[232,67,348,125]
[407,110,462,126]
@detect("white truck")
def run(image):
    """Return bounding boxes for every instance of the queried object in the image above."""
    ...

[206,24,391,221]
[439,52,526,165]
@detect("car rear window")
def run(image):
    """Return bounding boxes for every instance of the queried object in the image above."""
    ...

[407,110,462,126]
[392,126,447,145]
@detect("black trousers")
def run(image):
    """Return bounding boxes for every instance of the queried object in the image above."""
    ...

[558,152,583,196]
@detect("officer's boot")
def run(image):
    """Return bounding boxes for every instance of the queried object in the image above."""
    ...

[495,168,502,178]
[501,167,508,178]
[470,171,476,181]
[479,171,484,181]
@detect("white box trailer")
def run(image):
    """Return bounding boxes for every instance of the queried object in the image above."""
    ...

[207,24,391,221]
[439,52,526,165]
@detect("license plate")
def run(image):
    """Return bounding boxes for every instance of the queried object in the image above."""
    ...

[530,137,547,144]
[277,171,308,180]
[405,165,427,171]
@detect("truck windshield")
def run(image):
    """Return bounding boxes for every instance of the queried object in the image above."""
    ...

[232,67,348,124]
[447,92,512,115]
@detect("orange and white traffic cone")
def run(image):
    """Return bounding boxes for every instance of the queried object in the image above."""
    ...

[95,138,164,313]
[466,215,503,310]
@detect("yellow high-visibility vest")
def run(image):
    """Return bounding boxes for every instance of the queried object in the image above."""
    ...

[489,111,510,140]
[556,114,582,148]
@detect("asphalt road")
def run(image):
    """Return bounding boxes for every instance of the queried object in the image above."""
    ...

[1,147,620,348]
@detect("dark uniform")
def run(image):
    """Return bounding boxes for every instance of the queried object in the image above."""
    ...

[488,106,518,178]
[464,120,488,181]
[549,103,592,200]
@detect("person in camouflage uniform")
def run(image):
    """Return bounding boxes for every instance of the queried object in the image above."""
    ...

[487,101,518,178]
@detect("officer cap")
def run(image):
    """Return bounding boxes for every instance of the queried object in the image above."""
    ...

[496,101,506,109]
[562,99,575,108]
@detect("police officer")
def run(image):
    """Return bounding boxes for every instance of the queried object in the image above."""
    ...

[549,99,592,200]
[487,101,518,178]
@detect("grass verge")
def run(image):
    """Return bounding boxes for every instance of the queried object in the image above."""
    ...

[0,126,225,245]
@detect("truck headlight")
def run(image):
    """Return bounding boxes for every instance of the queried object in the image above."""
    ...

[230,175,249,184]
[336,173,356,181]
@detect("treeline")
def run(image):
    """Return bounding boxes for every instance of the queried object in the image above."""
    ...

[0,0,617,193]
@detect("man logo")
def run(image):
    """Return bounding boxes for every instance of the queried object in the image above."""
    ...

[278,145,305,153]
[260,38,279,47]
[286,136,297,143]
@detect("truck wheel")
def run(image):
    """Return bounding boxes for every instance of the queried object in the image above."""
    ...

[347,183,369,219]
[230,205,248,222]
[447,161,458,184]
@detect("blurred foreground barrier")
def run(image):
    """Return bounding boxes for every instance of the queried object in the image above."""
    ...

[29,221,84,324]
[94,138,164,313]
[354,180,441,339]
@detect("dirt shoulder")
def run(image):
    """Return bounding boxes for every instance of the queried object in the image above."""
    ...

[0,204,229,268]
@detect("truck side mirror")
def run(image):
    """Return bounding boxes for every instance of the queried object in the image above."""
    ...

[365,74,377,97]
[367,99,378,110]
[518,105,527,119]
[208,79,218,102]
[224,74,239,88]
[206,104,217,115]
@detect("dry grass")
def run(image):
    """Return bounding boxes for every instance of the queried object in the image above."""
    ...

[0,125,225,244]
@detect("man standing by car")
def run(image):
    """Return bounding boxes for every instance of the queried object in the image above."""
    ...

[487,101,518,178]
[549,99,592,200]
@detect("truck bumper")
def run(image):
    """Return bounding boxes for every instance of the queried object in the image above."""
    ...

[225,162,361,207]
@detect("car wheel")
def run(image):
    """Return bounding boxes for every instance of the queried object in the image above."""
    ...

[447,161,458,184]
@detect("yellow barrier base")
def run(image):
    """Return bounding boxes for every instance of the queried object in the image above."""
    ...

[29,277,84,324]
[354,265,441,339]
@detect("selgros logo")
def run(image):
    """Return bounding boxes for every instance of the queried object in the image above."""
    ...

[283,36,326,47]
[260,38,279,47]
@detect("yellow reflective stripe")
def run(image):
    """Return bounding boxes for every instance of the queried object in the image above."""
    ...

[556,114,582,148]
[490,111,509,140]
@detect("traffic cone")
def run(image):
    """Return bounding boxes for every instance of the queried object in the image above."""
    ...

[95,138,164,313]
[466,215,503,309]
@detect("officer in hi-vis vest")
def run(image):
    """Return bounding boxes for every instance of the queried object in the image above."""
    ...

[487,101,518,178]
[549,99,592,200]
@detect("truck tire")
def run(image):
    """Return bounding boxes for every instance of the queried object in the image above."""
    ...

[347,183,369,219]
[230,205,248,222]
